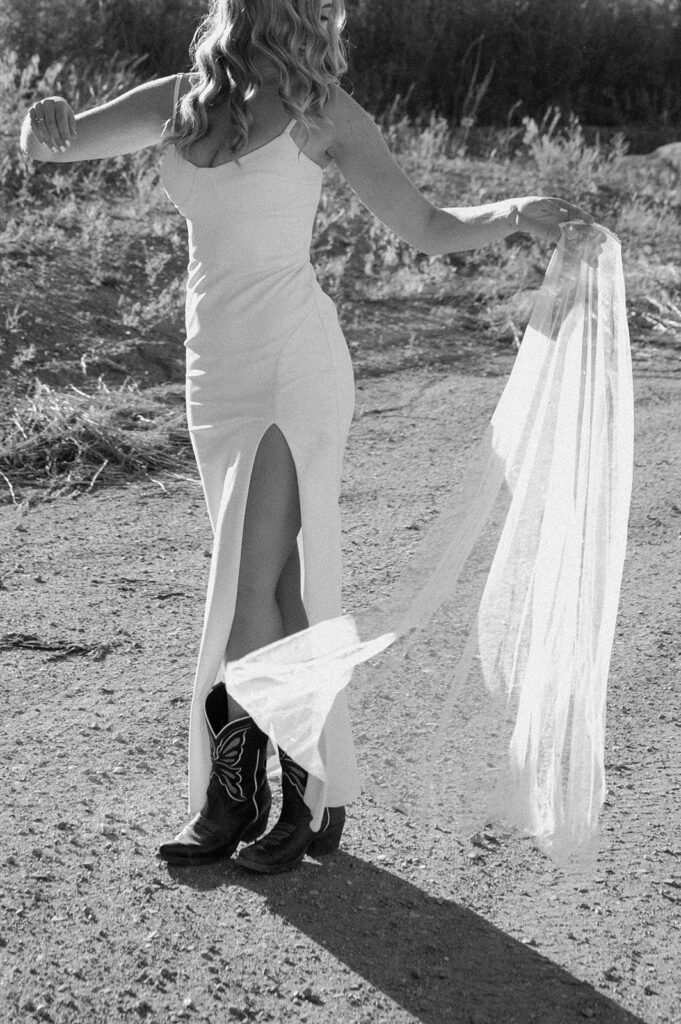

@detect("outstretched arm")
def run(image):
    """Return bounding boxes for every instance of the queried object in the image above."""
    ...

[20,75,180,162]
[325,89,590,255]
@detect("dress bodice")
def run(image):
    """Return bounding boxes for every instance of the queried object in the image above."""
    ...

[160,122,324,280]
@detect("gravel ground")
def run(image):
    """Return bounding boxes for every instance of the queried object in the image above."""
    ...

[1,347,680,1024]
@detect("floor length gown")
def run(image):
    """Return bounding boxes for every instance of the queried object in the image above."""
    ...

[160,81,361,820]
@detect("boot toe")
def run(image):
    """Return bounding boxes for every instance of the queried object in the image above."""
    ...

[157,837,235,865]
[236,810,345,874]
[157,814,236,864]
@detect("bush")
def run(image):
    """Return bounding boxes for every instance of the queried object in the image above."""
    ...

[345,0,681,129]
[0,0,203,75]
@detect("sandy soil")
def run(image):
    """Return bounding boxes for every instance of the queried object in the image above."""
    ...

[1,341,680,1024]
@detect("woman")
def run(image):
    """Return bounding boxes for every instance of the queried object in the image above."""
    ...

[21,0,589,874]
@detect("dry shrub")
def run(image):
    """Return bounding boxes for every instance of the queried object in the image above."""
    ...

[0,381,190,499]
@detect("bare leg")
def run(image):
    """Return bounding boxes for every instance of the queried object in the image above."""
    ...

[276,543,309,636]
[225,425,304,721]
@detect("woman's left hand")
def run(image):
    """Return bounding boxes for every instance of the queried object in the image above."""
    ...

[512,196,594,243]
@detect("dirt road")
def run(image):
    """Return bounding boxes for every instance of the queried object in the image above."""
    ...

[1,346,680,1023]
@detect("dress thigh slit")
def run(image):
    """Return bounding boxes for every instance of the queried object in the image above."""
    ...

[186,416,360,821]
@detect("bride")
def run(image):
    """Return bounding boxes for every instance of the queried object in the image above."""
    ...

[21,0,591,874]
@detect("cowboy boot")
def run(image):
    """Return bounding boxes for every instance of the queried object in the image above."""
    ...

[158,682,271,865]
[235,749,345,874]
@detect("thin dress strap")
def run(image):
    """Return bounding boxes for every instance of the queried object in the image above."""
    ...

[171,74,184,132]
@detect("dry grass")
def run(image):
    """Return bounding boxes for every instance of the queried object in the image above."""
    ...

[0,380,190,500]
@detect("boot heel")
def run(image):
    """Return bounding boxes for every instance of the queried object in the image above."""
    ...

[307,823,343,856]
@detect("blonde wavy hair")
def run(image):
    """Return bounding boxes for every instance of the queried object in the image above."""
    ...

[167,0,347,155]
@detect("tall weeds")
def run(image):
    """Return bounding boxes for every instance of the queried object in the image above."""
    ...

[347,0,681,131]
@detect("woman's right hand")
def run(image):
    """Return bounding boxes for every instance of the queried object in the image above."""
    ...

[28,97,78,153]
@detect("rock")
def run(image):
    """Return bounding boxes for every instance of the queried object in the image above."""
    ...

[293,987,324,1005]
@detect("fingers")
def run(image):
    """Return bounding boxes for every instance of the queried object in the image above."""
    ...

[54,104,73,150]
[546,197,594,224]
[28,99,77,154]
[28,103,48,147]
[520,197,598,245]
[29,101,58,151]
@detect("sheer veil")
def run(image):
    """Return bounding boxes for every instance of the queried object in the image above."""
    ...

[226,222,634,868]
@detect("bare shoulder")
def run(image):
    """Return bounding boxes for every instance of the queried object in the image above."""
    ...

[323,86,373,126]
[323,86,377,154]
[159,73,193,137]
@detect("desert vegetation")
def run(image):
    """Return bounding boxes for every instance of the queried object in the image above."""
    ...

[1,0,680,499]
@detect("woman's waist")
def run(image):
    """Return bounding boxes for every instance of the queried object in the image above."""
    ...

[186,250,313,291]
[184,271,341,350]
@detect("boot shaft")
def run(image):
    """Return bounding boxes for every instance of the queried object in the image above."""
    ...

[278,749,311,824]
[205,684,269,806]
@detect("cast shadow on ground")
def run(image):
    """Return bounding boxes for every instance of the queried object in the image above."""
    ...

[166,852,646,1024]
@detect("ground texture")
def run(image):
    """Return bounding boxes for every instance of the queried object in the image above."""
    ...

[1,341,680,1024]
